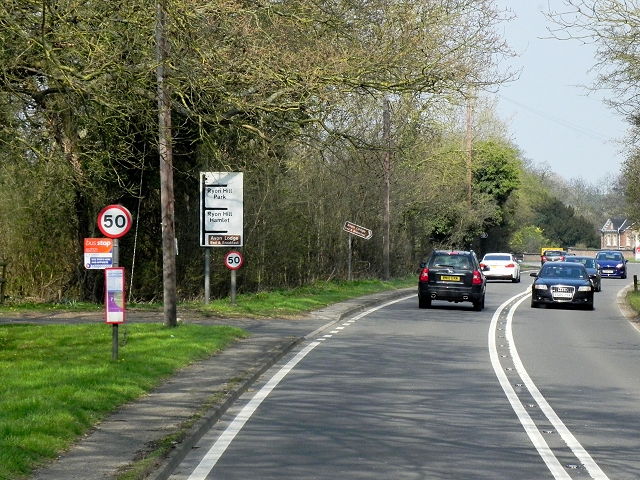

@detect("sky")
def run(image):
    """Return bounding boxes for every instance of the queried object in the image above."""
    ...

[493,0,629,185]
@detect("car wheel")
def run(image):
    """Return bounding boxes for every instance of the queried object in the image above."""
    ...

[473,295,484,311]
[419,296,431,309]
[585,302,594,311]
[512,275,520,283]
[531,297,539,308]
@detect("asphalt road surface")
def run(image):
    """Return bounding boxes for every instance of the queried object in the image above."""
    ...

[168,264,640,480]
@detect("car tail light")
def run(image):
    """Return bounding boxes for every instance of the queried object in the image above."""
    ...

[560,255,565,261]
[472,270,483,285]
[541,255,547,262]
[505,263,515,268]
[419,268,429,281]
[479,263,486,268]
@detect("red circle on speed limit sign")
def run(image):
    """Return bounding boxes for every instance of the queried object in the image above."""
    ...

[224,251,243,270]
[97,205,132,239]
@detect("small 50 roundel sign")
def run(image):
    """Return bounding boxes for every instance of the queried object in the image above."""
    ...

[224,251,243,270]
[98,205,132,239]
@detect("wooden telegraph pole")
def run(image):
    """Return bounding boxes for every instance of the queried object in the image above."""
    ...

[156,0,177,327]
[382,98,391,281]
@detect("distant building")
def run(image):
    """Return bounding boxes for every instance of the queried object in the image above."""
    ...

[600,218,638,250]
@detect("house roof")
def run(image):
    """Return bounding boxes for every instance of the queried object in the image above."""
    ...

[601,217,636,232]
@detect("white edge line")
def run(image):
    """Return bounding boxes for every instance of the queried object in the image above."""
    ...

[188,293,415,479]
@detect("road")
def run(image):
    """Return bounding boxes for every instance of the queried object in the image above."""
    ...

[169,265,640,479]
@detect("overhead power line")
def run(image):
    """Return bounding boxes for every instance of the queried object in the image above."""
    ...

[499,94,612,142]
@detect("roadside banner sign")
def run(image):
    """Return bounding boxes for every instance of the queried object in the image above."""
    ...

[84,238,113,269]
[200,172,244,247]
[343,221,373,240]
[104,267,125,324]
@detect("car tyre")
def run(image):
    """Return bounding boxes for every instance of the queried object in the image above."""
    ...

[418,296,431,309]
[531,297,539,309]
[512,275,520,283]
[473,295,485,311]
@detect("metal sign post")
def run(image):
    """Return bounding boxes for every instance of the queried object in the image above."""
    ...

[224,251,243,305]
[343,221,373,281]
[96,205,131,361]
[200,172,244,304]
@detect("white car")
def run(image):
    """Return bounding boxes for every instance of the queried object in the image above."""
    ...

[480,253,521,283]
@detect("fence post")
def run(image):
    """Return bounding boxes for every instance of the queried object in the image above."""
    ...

[634,275,638,292]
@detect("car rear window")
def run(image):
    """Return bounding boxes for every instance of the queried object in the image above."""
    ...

[484,254,510,261]
[430,254,472,269]
[544,250,563,256]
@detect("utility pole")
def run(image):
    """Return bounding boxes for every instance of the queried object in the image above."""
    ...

[156,0,177,327]
[465,93,474,203]
[383,98,391,281]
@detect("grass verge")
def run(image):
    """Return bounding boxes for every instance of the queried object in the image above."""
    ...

[0,277,416,479]
[0,323,248,480]
[626,288,640,314]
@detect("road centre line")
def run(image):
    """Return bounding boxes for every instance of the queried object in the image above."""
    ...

[490,291,610,479]
[187,294,414,480]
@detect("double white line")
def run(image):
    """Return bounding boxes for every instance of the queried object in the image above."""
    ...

[489,292,609,479]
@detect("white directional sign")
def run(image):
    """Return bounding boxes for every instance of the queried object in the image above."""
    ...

[98,205,132,239]
[343,221,372,240]
[200,172,244,247]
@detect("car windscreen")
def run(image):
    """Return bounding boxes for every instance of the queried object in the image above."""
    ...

[565,258,596,268]
[597,252,623,261]
[539,265,587,279]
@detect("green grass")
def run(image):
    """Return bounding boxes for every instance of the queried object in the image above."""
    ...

[0,323,248,480]
[184,277,416,318]
[0,277,416,479]
[627,289,640,314]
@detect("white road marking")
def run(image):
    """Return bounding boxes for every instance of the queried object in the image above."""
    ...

[187,294,415,479]
[490,291,610,479]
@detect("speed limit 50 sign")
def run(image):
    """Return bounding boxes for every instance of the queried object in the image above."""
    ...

[224,251,243,270]
[98,205,132,239]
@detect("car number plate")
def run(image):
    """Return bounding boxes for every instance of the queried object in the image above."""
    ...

[553,292,573,299]
[603,269,614,274]
[440,275,461,282]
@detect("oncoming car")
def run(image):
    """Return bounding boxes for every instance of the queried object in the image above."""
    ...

[530,261,595,310]
[595,250,628,279]
[418,250,487,311]
[564,255,602,292]
[480,253,521,283]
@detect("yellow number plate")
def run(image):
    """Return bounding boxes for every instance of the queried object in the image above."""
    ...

[440,275,461,282]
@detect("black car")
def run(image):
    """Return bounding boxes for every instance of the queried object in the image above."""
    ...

[418,250,487,310]
[530,261,595,310]
[563,255,602,292]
